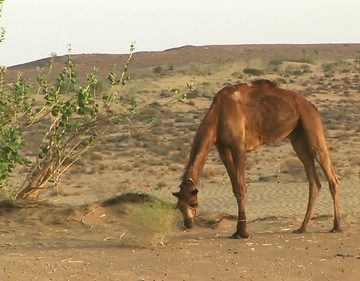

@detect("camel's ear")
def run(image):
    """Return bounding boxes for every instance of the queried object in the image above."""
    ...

[191,189,199,196]
[172,192,180,198]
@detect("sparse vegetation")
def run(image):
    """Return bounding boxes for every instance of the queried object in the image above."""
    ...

[0,43,136,198]
[153,65,163,74]
[243,67,264,76]
[123,198,179,246]
[2,44,359,200]
[0,0,4,43]
[287,64,312,76]
[322,60,352,74]
[355,55,360,66]
[267,59,284,72]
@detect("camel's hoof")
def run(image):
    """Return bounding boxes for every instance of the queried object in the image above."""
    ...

[293,227,306,234]
[230,231,249,239]
[329,227,342,233]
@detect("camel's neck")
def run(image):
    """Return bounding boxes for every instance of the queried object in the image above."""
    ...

[183,162,202,187]
[182,116,217,186]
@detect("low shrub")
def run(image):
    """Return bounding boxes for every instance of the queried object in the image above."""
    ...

[243,67,264,76]
[123,199,180,246]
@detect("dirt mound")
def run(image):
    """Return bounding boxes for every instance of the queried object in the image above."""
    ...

[101,192,160,207]
[0,193,173,227]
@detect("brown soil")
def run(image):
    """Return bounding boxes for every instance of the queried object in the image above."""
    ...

[1,44,360,280]
[1,195,359,281]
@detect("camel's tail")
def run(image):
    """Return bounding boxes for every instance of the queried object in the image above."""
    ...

[183,100,219,182]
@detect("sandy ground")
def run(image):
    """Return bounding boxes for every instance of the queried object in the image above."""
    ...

[1,45,360,280]
[1,180,359,281]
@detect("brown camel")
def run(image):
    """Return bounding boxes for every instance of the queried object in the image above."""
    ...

[173,79,341,239]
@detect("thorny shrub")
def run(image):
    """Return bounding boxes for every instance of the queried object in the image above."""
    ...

[0,43,135,198]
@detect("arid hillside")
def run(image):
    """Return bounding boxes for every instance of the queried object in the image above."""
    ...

[7,44,360,81]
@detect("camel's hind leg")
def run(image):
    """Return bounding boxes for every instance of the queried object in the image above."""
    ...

[312,146,341,232]
[298,103,341,233]
[290,132,322,233]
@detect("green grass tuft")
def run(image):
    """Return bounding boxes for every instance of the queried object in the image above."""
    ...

[123,199,180,247]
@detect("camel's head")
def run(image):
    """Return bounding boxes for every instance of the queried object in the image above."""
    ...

[173,178,199,229]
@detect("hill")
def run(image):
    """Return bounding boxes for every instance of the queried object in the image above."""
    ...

[6,44,360,82]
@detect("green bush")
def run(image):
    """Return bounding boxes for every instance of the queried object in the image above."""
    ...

[0,43,135,198]
[0,67,32,189]
[243,67,264,76]
[0,0,4,43]
[0,127,30,188]
[322,60,351,74]
[354,55,360,66]
[153,65,163,74]
[267,59,284,72]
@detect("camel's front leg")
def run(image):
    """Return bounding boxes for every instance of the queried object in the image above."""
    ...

[231,188,249,239]
[230,147,249,239]
[217,144,249,239]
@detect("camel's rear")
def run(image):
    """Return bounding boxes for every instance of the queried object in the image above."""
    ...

[291,94,341,232]
[295,95,336,173]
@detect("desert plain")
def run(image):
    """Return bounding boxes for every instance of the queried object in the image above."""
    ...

[1,44,360,280]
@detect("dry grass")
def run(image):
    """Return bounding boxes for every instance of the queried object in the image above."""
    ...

[122,199,180,246]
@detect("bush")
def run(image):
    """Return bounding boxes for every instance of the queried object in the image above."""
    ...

[267,59,284,72]
[322,60,351,74]
[153,65,163,74]
[243,67,264,76]
[123,199,179,246]
[0,44,135,198]
[354,55,360,67]
[0,0,4,43]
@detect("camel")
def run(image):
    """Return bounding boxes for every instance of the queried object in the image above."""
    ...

[173,79,341,239]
